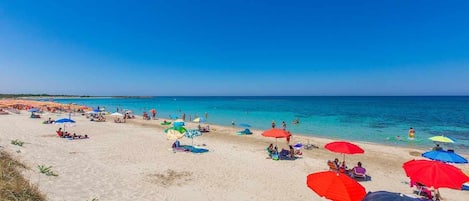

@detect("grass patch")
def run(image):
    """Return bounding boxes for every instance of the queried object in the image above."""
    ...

[0,150,46,201]
[37,165,58,177]
[11,139,24,147]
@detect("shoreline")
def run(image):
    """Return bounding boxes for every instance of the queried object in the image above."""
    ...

[0,103,468,200]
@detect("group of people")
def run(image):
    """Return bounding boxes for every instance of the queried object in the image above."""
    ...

[56,128,89,139]
[328,158,366,178]
[266,144,301,160]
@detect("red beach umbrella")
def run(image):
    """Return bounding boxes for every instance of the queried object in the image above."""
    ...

[403,159,469,189]
[307,171,366,201]
[325,141,364,162]
[325,141,364,154]
[262,128,292,147]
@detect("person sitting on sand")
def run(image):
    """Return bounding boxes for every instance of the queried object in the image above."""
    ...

[352,162,366,177]
[56,128,64,136]
[289,145,295,158]
[339,161,350,174]
[266,144,274,158]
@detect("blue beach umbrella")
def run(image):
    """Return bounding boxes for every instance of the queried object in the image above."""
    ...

[422,150,468,164]
[54,118,76,132]
[55,118,76,123]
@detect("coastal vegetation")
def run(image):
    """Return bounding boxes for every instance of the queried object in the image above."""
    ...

[0,94,91,98]
[11,139,24,147]
[37,165,58,177]
[0,151,46,201]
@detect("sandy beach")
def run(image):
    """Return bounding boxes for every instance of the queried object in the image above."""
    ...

[1,110,468,201]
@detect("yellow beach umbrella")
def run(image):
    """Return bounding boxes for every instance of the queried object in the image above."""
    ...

[429,135,456,143]
[166,129,184,140]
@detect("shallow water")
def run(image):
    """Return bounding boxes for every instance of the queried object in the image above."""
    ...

[52,96,469,153]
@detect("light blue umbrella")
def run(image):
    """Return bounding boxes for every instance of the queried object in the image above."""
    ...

[422,150,468,164]
[185,129,202,145]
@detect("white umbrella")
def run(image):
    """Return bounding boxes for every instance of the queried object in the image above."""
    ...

[110,112,124,117]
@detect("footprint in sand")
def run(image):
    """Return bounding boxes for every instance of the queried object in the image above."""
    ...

[147,169,193,187]
[409,151,421,156]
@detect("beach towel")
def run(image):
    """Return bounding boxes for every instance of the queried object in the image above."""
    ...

[183,145,209,154]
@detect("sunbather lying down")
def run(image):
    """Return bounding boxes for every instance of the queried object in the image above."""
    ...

[172,140,209,153]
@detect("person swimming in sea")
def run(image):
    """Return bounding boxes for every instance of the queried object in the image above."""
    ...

[292,118,300,124]
[408,127,415,139]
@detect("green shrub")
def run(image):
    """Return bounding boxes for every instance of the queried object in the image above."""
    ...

[37,165,58,177]
[11,139,24,147]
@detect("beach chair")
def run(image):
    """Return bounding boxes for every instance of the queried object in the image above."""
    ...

[327,160,339,172]
[410,180,433,200]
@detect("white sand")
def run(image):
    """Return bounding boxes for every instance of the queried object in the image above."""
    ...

[1,112,468,201]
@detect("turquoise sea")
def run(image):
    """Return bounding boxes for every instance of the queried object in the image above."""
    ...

[51,96,469,153]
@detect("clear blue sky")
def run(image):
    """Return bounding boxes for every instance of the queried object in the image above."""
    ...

[1,0,468,96]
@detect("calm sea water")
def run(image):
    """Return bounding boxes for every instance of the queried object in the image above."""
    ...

[52,96,469,153]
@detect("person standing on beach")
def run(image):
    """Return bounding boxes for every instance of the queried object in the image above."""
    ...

[408,127,415,139]
[232,120,235,127]
[282,121,286,130]
[272,120,276,128]
[151,109,156,119]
